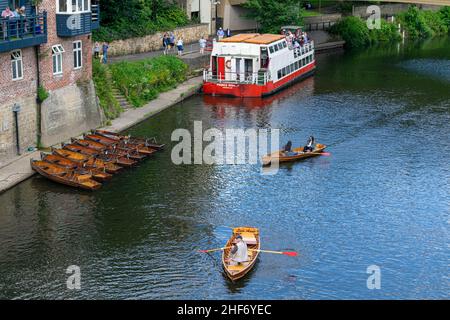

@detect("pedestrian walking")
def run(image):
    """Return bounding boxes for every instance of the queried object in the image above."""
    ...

[169,32,175,52]
[163,33,170,55]
[177,38,184,56]
[102,42,109,64]
[217,27,224,40]
[199,36,207,55]
[94,42,100,59]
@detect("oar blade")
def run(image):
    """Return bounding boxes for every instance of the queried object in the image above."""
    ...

[282,251,298,257]
[320,152,331,156]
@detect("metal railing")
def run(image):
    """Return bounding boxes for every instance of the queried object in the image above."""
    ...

[305,21,336,31]
[293,41,314,58]
[0,12,47,42]
[203,70,271,85]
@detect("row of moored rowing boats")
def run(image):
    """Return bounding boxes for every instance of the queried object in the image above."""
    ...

[31,130,165,190]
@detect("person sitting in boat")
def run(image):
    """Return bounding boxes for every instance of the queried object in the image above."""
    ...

[283,141,297,156]
[229,235,248,266]
[303,136,315,153]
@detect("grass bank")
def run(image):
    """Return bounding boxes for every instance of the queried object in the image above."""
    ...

[93,59,122,121]
[93,56,190,121]
[329,6,450,49]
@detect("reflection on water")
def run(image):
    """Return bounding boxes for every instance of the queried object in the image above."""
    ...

[0,37,449,299]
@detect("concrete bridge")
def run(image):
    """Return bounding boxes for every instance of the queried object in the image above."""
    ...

[228,0,449,6]
[362,0,449,5]
[352,0,449,5]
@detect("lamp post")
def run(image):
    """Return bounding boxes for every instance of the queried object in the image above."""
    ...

[12,103,21,155]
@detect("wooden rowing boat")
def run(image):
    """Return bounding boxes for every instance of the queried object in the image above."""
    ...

[262,143,327,166]
[41,153,113,182]
[71,138,108,152]
[84,134,118,146]
[52,147,124,173]
[93,129,165,150]
[74,137,152,158]
[222,227,260,281]
[86,133,157,156]
[63,143,99,156]
[31,160,102,190]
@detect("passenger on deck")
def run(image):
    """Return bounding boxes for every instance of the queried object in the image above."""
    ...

[229,235,248,266]
[1,7,14,19]
[303,136,315,152]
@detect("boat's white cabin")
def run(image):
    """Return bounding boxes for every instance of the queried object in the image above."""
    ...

[205,33,315,85]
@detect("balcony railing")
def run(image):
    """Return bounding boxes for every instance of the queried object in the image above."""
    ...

[0,12,47,53]
[91,3,100,30]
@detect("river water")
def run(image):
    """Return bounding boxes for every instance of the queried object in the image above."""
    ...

[0,38,449,300]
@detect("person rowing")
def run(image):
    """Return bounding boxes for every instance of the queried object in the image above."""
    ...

[303,136,315,153]
[283,140,297,156]
[227,235,248,266]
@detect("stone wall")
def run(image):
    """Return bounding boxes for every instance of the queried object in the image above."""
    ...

[0,47,38,165]
[108,24,210,57]
[0,96,38,166]
[40,80,104,147]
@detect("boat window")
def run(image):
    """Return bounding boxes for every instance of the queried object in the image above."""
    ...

[277,70,281,79]
[282,41,287,48]
[295,61,299,69]
[277,43,283,50]
[274,45,279,52]
[269,46,274,54]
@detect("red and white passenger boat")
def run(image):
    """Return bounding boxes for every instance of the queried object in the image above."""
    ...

[203,33,315,98]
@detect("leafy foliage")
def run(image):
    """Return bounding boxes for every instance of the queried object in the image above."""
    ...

[396,6,432,38]
[439,6,450,28]
[93,0,190,42]
[92,60,122,120]
[329,16,371,48]
[37,85,49,103]
[330,6,450,49]
[243,0,304,34]
[109,56,189,108]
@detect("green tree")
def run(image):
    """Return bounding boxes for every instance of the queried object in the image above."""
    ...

[243,0,304,33]
[94,0,189,42]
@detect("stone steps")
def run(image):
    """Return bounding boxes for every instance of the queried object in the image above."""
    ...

[105,68,133,110]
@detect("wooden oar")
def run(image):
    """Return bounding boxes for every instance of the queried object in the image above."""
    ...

[199,247,298,257]
[249,249,298,257]
[296,152,331,156]
[198,246,232,253]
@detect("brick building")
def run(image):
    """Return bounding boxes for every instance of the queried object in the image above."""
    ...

[0,0,102,166]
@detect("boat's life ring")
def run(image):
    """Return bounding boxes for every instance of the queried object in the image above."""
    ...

[225,60,232,70]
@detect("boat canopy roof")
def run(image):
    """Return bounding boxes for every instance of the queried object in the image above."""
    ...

[219,33,286,45]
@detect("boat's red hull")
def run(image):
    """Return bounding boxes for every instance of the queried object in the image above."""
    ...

[203,62,316,98]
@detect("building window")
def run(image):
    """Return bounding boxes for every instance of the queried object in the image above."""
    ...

[73,40,82,69]
[11,50,23,81]
[52,44,65,75]
[58,0,91,13]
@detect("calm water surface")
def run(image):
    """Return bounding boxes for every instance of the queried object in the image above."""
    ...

[0,38,449,299]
